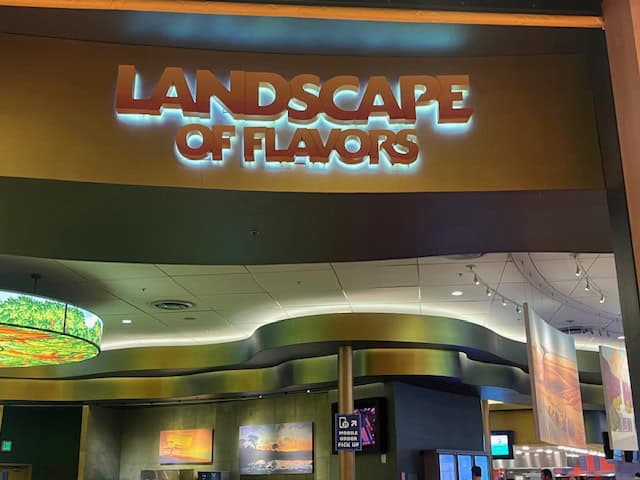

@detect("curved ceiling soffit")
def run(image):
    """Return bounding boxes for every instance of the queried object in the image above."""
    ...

[0,313,602,381]
[0,348,605,405]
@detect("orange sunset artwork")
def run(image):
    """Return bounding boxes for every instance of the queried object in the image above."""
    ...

[159,429,213,464]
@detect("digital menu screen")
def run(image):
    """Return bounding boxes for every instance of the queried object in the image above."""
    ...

[490,430,514,459]
[474,455,489,480]
[491,435,509,456]
[457,454,473,480]
[439,454,457,480]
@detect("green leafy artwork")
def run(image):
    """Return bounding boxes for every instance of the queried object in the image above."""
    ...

[0,291,103,367]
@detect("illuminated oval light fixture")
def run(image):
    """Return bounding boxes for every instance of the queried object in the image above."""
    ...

[0,290,103,367]
[451,290,463,296]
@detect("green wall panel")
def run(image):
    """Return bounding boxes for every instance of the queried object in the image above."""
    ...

[0,406,82,480]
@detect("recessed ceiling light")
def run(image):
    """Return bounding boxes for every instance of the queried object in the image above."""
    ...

[451,290,463,296]
[121,319,132,325]
[522,446,530,451]
[151,300,195,311]
[618,335,625,340]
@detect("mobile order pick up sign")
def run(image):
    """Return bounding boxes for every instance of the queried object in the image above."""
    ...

[335,413,363,452]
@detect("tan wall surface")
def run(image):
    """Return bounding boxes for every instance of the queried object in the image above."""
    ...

[0,33,603,193]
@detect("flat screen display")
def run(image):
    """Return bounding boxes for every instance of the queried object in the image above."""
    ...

[197,473,221,480]
[474,455,489,480]
[457,454,473,480]
[439,454,457,480]
[490,430,514,459]
[331,398,387,453]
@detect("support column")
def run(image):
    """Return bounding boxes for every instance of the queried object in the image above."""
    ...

[338,345,355,480]
[481,401,493,475]
[602,0,640,441]
[77,405,90,480]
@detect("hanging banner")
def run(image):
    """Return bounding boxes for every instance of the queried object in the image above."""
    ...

[525,304,586,447]
[600,345,638,451]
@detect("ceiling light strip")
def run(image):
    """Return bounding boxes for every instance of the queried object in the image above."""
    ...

[0,0,605,28]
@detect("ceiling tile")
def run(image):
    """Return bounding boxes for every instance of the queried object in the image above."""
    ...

[85,296,142,316]
[96,277,201,313]
[172,273,264,296]
[198,292,277,310]
[335,258,417,268]
[350,304,420,314]
[420,300,490,316]
[246,263,331,273]
[58,260,164,281]
[100,312,164,335]
[0,255,86,282]
[550,280,579,296]
[157,264,248,276]
[220,305,285,326]
[419,263,505,287]
[152,311,234,337]
[253,270,340,293]
[271,290,348,308]
[495,261,527,284]
[586,256,618,279]
[418,253,508,264]
[335,265,418,289]
[550,305,593,327]
[346,286,419,304]
[494,283,528,302]
[420,285,491,302]
[282,305,352,317]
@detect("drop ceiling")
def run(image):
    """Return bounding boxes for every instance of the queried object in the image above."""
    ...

[0,252,623,351]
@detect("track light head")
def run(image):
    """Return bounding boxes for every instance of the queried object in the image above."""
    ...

[486,287,492,297]
[585,279,591,292]
[600,294,606,304]
[575,264,581,277]
[474,274,480,286]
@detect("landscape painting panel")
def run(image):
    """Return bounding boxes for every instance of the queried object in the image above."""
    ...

[159,429,213,464]
[600,346,638,450]
[239,422,313,475]
[525,306,586,447]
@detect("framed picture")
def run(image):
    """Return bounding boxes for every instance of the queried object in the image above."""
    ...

[159,429,213,464]
[239,422,313,475]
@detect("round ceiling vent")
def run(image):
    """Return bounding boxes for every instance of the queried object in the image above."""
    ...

[151,300,195,311]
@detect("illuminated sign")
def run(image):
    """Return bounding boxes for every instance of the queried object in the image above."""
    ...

[115,66,473,170]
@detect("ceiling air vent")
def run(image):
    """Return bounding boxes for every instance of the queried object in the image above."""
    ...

[558,326,594,336]
[151,300,195,311]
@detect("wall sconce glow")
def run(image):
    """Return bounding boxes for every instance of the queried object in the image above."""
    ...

[114,66,473,171]
[0,290,103,367]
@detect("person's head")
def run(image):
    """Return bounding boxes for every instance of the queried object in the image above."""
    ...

[472,466,482,479]
[541,469,553,480]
